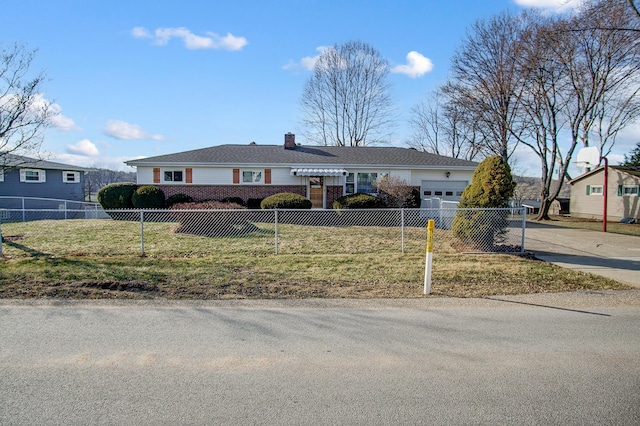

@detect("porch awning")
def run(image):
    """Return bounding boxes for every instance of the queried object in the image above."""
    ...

[290,168,348,176]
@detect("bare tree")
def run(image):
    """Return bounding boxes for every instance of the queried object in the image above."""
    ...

[576,0,640,158]
[512,1,640,220]
[408,88,483,161]
[445,11,528,162]
[300,40,394,146]
[511,12,574,220]
[0,43,52,167]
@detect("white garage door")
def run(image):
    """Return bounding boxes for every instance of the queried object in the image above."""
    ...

[420,180,468,204]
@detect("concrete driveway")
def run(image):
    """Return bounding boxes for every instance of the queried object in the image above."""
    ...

[524,221,640,288]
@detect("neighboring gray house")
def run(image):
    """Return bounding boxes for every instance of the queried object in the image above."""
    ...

[126,133,479,209]
[0,154,89,207]
[569,165,640,222]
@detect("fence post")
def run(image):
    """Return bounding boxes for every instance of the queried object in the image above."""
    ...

[0,218,3,258]
[401,208,405,254]
[521,207,526,253]
[274,209,279,255]
[22,197,25,222]
[140,210,145,256]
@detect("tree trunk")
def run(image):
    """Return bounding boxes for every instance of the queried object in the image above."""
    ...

[535,197,554,220]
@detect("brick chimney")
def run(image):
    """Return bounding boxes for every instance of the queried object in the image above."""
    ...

[284,132,296,149]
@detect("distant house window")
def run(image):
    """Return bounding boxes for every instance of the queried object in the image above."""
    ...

[63,171,80,183]
[622,185,638,196]
[163,170,183,182]
[20,169,46,183]
[242,170,262,184]
[590,185,603,195]
[0,169,3,182]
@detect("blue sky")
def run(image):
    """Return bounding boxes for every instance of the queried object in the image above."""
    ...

[3,0,632,175]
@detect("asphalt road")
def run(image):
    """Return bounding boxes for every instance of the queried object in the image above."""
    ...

[1,293,639,425]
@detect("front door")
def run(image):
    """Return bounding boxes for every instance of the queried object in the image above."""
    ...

[309,177,324,208]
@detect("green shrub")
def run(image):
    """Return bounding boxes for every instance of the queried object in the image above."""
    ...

[260,193,312,209]
[247,198,264,209]
[97,182,138,209]
[333,193,386,209]
[452,156,516,249]
[132,186,165,209]
[221,196,245,206]
[166,193,193,207]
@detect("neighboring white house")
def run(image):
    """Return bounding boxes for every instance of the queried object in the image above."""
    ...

[125,133,478,209]
[569,165,640,222]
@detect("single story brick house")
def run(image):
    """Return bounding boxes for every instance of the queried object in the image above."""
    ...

[569,165,640,222]
[125,133,478,209]
[0,154,88,206]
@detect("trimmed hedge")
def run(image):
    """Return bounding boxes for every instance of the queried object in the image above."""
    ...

[260,193,312,209]
[247,198,264,209]
[132,186,166,209]
[97,182,138,209]
[220,196,245,206]
[333,193,386,209]
[166,193,193,207]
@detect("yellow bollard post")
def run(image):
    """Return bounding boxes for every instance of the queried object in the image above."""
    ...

[424,219,435,294]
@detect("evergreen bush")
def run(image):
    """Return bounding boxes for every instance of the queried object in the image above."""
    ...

[332,193,386,209]
[452,156,516,249]
[97,182,138,209]
[247,198,264,209]
[132,186,166,209]
[166,193,193,207]
[260,193,312,209]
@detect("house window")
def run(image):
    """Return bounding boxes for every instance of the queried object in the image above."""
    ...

[20,169,46,183]
[163,170,183,182]
[622,186,638,196]
[590,185,603,195]
[357,172,378,194]
[63,171,80,183]
[0,169,3,182]
[346,173,355,194]
[242,170,262,184]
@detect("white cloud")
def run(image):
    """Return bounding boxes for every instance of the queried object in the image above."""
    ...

[513,0,585,12]
[283,46,330,71]
[131,26,248,51]
[52,153,136,172]
[27,94,81,131]
[103,120,164,141]
[391,51,434,78]
[66,139,99,157]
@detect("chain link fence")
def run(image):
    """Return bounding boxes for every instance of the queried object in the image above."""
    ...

[0,207,526,258]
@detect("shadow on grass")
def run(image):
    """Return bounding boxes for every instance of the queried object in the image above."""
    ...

[3,240,51,258]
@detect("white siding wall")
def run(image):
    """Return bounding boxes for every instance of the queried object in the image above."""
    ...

[137,167,154,184]
[134,165,475,188]
[410,170,473,186]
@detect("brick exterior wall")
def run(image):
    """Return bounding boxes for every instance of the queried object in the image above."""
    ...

[159,184,307,205]
[326,185,343,208]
